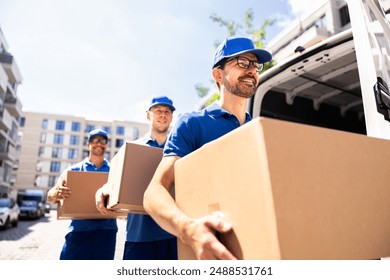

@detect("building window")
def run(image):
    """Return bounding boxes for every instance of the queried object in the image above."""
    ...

[116,126,125,136]
[34,175,42,187]
[85,124,95,132]
[70,135,79,146]
[13,160,19,170]
[72,122,81,131]
[48,176,57,187]
[82,150,89,158]
[71,122,81,132]
[53,134,64,144]
[36,161,43,172]
[103,127,111,135]
[50,161,61,172]
[38,146,45,157]
[15,145,21,155]
[19,117,25,127]
[132,127,139,140]
[17,131,23,142]
[115,139,124,148]
[56,120,65,130]
[40,133,47,143]
[52,147,63,158]
[10,174,16,185]
[339,5,350,27]
[68,148,78,159]
[42,119,48,129]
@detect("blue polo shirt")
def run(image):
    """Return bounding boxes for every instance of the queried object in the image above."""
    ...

[61,158,118,233]
[164,102,252,158]
[125,134,175,242]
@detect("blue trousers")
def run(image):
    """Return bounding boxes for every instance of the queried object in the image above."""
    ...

[123,237,178,260]
[60,229,117,260]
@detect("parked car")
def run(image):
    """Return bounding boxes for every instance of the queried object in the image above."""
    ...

[19,200,44,219]
[0,198,20,229]
[17,190,47,217]
[44,202,51,213]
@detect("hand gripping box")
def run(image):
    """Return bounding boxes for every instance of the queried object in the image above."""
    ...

[106,142,163,214]
[175,117,390,260]
[57,171,127,220]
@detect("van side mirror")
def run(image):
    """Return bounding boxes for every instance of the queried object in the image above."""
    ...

[374,77,390,121]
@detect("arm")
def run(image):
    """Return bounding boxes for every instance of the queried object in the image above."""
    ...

[143,156,236,260]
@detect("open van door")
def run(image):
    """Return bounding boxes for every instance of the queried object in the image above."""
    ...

[251,0,390,140]
[348,0,390,139]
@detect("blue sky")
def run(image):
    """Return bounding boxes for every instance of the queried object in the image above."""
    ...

[0,0,326,124]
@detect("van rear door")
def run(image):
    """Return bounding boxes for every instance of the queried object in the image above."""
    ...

[347,0,390,139]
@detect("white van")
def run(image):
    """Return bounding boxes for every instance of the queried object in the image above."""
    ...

[250,0,390,140]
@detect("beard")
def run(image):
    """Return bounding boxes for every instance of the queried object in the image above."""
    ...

[223,75,258,98]
[90,146,105,157]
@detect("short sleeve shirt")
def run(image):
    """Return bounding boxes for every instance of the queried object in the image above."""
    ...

[164,102,252,157]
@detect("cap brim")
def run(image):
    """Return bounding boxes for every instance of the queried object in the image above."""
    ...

[88,133,108,142]
[149,102,175,111]
[225,49,272,63]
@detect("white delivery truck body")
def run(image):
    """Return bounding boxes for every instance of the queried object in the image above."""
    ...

[251,0,390,140]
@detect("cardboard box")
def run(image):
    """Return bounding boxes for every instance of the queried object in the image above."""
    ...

[175,117,390,260]
[57,171,127,220]
[106,142,163,214]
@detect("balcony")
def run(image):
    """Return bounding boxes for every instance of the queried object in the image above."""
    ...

[0,53,23,84]
[4,94,22,118]
[0,66,7,93]
[271,25,330,63]
[0,140,16,162]
[0,107,13,131]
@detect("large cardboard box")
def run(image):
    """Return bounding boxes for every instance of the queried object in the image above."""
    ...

[175,117,390,260]
[57,171,127,220]
[106,142,163,214]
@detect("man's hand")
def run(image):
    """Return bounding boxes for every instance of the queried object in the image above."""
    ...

[179,211,237,260]
[95,183,116,215]
[56,179,71,200]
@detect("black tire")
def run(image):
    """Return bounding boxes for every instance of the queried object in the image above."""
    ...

[11,219,18,227]
[2,217,10,229]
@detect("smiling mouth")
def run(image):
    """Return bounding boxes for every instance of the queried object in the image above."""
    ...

[240,77,256,86]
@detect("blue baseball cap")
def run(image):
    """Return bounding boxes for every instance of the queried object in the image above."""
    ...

[213,37,272,69]
[87,129,108,142]
[148,96,175,112]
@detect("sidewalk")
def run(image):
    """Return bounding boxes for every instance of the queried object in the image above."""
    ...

[0,210,127,260]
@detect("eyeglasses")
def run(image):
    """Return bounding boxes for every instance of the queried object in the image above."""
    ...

[90,138,107,145]
[226,56,264,72]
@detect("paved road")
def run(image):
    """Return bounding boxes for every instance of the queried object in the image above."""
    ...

[0,210,127,260]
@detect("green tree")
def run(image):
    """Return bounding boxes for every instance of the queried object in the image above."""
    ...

[197,8,276,108]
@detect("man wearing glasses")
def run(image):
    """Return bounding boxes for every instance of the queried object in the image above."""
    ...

[47,129,118,260]
[143,37,272,260]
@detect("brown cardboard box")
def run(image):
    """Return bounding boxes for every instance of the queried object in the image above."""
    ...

[57,171,127,220]
[106,142,163,214]
[175,117,390,260]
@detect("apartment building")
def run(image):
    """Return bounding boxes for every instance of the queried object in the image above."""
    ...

[13,111,149,195]
[0,27,23,198]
